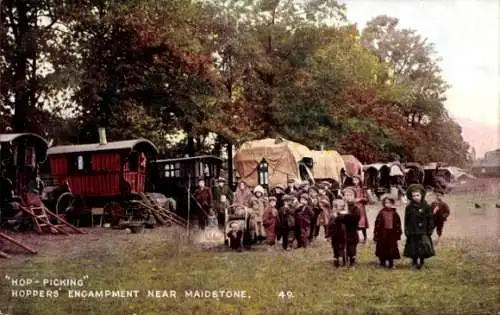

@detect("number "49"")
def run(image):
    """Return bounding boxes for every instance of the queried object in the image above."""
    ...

[278,290,294,299]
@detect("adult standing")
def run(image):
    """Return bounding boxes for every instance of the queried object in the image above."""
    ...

[234,181,252,207]
[389,154,406,201]
[194,178,212,230]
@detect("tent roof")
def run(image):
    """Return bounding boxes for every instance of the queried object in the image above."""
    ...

[235,138,312,162]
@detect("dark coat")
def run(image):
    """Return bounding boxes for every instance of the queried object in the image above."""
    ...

[327,214,346,249]
[214,185,233,203]
[295,204,314,246]
[374,208,402,260]
[227,230,243,250]
[403,199,435,258]
[341,203,361,244]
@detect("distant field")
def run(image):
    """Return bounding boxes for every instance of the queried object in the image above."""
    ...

[0,190,498,315]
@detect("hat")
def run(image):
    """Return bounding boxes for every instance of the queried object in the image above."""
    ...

[216,177,226,183]
[406,184,425,199]
[274,184,285,191]
[308,186,319,193]
[253,185,265,195]
[342,187,357,197]
[282,194,294,201]
[299,193,310,201]
[381,194,396,206]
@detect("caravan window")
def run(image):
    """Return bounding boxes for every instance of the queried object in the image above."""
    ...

[258,159,269,186]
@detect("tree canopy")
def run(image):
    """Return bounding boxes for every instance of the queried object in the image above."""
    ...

[0,0,471,166]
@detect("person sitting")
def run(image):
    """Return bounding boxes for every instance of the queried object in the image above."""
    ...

[227,223,243,251]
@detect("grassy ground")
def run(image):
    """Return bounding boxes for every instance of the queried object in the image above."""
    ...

[0,190,499,315]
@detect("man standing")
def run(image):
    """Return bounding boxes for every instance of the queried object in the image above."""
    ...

[194,178,212,230]
[389,154,406,202]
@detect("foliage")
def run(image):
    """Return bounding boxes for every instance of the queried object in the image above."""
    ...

[0,0,471,165]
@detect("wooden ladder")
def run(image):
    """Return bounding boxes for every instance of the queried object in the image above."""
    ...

[0,231,38,258]
[29,206,69,235]
[139,193,187,228]
[19,205,87,235]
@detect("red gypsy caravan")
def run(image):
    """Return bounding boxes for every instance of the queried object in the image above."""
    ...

[46,128,159,226]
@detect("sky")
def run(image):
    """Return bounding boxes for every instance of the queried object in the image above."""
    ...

[342,0,499,158]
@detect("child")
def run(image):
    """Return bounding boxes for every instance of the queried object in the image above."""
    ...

[352,175,369,243]
[430,189,450,238]
[295,193,314,248]
[342,188,362,267]
[403,184,435,270]
[250,185,267,243]
[374,196,402,269]
[207,209,218,229]
[227,222,243,251]
[326,198,348,267]
[206,209,218,239]
[263,196,280,246]
[280,194,296,250]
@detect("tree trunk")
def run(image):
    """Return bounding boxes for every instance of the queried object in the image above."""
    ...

[227,140,234,189]
[12,1,29,132]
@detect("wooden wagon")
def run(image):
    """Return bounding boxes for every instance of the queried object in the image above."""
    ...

[404,162,425,186]
[149,155,223,218]
[0,133,49,198]
[363,163,391,198]
[45,129,159,225]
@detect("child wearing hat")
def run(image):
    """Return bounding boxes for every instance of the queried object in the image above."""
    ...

[263,196,280,246]
[250,185,268,243]
[295,193,314,248]
[374,196,402,268]
[326,198,348,267]
[403,184,435,270]
[340,187,361,267]
[280,194,296,250]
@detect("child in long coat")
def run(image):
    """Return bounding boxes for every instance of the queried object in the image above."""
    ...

[263,196,280,246]
[295,193,314,248]
[280,195,296,250]
[342,188,362,266]
[352,175,369,243]
[327,198,348,267]
[374,196,402,268]
[403,184,435,269]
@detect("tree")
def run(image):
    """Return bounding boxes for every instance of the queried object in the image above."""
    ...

[0,0,68,132]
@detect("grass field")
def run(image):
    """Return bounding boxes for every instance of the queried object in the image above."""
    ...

[0,189,499,315]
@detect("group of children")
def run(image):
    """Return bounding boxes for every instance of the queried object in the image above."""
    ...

[224,177,451,270]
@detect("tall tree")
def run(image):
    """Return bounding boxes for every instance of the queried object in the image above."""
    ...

[0,0,66,132]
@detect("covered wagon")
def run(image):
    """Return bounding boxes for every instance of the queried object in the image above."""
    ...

[310,150,345,185]
[234,138,314,189]
[363,163,391,197]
